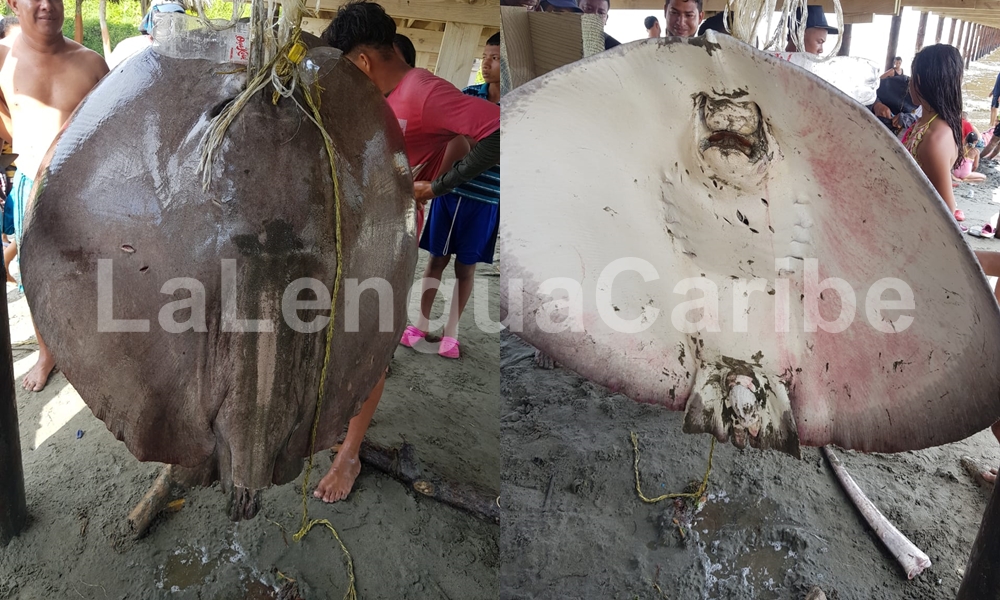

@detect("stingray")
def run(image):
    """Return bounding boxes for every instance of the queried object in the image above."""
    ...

[500,33,1000,594]
[19,37,416,520]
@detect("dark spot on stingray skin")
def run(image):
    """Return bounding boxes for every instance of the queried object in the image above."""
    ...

[232,219,305,256]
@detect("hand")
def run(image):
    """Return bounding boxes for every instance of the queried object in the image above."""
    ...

[413,181,435,204]
[872,100,892,120]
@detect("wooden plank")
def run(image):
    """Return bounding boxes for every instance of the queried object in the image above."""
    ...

[935,11,945,41]
[399,27,445,53]
[435,22,484,87]
[843,13,875,24]
[316,0,498,28]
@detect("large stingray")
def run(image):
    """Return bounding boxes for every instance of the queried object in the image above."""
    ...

[500,33,1000,458]
[20,37,416,519]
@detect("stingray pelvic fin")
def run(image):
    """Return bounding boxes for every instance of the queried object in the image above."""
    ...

[682,355,800,458]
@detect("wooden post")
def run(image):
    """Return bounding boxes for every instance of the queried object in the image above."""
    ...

[956,477,1000,599]
[885,14,902,72]
[949,18,957,45]
[0,263,27,546]
[838,23,852,56]
[965,23,977,67]
[74,0,83,44]
[935,13,944,43]
[956,20,965,49]
[435,21,485,88]
[914,11,928,53]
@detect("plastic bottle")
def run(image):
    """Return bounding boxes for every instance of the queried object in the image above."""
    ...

[296,46,343,88]
[151,13,251,65]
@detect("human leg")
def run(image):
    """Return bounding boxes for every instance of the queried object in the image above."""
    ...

[438,261,476,358]
[313,371,387,502]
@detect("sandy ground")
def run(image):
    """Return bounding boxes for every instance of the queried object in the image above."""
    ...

[0,251,499,599]
[500,51,1000,599]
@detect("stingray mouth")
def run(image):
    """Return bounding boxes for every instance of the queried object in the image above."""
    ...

[705,130,755,155]
[695,92,769,163]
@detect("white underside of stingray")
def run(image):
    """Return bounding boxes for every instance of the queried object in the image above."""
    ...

[500,32,1000,457]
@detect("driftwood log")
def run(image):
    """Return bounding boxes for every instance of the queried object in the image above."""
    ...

[356,440,499,524]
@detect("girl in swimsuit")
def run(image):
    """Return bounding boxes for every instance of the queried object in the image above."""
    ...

[952,131,987,183]
[901,44,966,221]
[905,45,1000,482]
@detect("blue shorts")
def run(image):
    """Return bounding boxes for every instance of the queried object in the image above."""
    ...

[2,187,11,236]
[11,170,32,248]
[418,193,498,265]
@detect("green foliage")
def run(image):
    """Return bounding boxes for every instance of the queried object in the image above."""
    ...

[1,0,241,56]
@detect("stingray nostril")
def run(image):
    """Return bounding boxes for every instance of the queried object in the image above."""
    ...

[121,244,135,253]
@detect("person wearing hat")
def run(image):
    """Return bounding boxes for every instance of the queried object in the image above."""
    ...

[784,5,838,55]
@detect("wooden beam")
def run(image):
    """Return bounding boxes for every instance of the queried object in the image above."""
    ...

[915,10,929,50]
[949,16,958,42]
[843,13,876,24]
[935,12,945,41]
[435,22,483,88]
[0,277,26,547]
[886,13,902,71]
[399,27,445,54]
[315,0,498,28]
[957,18,966,49]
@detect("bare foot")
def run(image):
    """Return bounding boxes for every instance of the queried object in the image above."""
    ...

[961,456,997,488]
[534,348,557,369]
[22,352,55,392]
[313,448,361,503]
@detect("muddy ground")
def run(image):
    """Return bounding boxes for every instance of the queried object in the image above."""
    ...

[0,251,499,599]
[499,50,1000,599]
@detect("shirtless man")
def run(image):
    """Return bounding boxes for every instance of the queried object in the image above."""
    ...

[0,0,108,391]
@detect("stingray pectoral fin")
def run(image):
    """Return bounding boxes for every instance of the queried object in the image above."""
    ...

[683,359,800,458]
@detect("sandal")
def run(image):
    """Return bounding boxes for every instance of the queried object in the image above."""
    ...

[955,209,966,221]
[438,336,460,359]
[399,325,426,348]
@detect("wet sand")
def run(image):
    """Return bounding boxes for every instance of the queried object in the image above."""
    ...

[0,252,499,599]
[500,49,1000,600]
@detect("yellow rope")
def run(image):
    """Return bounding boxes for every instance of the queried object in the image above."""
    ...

[630,431,715,503]
[287,64,356,600]
[194,14,356,595]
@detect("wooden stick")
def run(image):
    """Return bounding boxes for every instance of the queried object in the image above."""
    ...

[823,446,931,579]
[356,440,499,524]
[0,266,26,547]
[127,465,175,539]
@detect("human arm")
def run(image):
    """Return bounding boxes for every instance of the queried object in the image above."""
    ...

[871,100,892,120]
[425,127,499,198]
[880,69,895,80]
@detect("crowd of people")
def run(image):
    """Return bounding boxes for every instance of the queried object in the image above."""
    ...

[0,0,500,504]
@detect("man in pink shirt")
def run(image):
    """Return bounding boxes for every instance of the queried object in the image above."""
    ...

[313,0,499,503]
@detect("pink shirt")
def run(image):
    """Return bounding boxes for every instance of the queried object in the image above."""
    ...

[386,68,499,183]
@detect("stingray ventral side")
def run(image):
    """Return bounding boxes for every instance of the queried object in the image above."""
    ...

[500,32,1000,458]
[20,42,417,520]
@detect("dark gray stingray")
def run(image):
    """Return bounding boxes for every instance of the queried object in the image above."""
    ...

[19,38,416,519]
